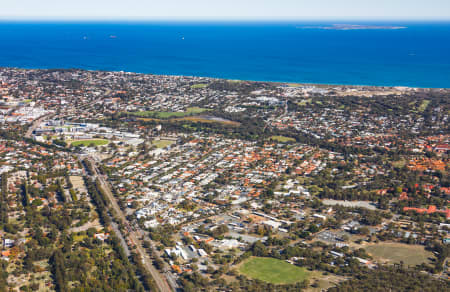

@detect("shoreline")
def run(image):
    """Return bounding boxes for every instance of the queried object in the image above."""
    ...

[1,65,449,90]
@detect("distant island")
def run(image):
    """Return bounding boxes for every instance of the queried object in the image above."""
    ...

[300,24,407,30]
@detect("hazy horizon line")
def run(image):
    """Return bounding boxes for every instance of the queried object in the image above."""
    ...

[1,16,450,22]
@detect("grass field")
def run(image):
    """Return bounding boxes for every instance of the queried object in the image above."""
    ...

[364,242,434,266]
[70,139,109,147]
[152,139,175,148]
[138,115,241,127]
[177,116,241,126]
[137,117,161,122]
[418,100,431,112]
[297,98,312,106]
[239,257,310,284]
[73,234,87,243]
[191,84,208,89]
[130,107,208,118]
[270,135,296,143]
[288,83,302,87]
[392,159,407,168]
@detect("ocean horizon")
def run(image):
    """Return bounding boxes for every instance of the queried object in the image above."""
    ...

[1,21,450,88]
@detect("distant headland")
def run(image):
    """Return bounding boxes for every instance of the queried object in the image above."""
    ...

[299,24,407,30]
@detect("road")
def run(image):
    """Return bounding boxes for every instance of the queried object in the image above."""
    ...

[86,157,172,292]
[110,221,131,257]
[25,114,50,138]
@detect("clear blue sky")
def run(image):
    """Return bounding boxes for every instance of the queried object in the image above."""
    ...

[1,0,449,20]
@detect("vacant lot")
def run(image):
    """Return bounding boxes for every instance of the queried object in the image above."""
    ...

[70,176,87,195]
[364,242,434,266]
[70,139,109,147]
[152,139,175,148]
[270,135,296,143]
[239,257,310,284]
[322,199,377,210]
[306,272,345,292]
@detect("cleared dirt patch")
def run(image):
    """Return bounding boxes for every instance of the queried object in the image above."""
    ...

[70,176,87,194]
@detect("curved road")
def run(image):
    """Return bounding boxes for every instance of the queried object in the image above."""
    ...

[25,114,50,138]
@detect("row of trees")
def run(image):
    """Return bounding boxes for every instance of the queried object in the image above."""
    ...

[0,260,7,291]
[0,173,8,225]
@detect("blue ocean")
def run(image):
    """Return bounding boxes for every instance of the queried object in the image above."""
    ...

[0,21,449,88]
